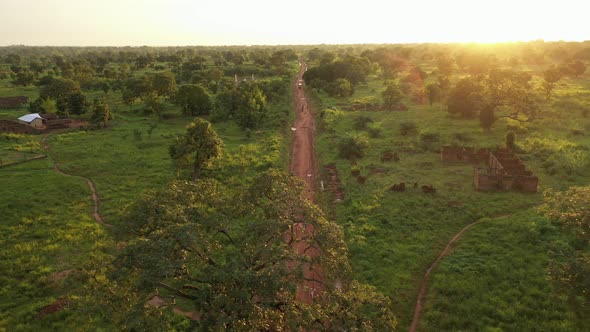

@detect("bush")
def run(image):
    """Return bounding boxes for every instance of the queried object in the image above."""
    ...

[367,122,383,138]
[320,108,343,132]
[353,115,373,130]
[419,129,440,143]
[338,133,369,160]
[521,136,590,174]
[325,78,354,97]
[400,122,417,136]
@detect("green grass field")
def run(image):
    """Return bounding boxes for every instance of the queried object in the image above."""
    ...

[0,61,297,330]
[311,70,590,330]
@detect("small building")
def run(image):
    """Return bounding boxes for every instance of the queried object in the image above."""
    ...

[17,113,44,129]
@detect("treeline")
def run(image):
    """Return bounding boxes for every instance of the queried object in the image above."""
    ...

[1,46,299,129]
[301,41,589,126]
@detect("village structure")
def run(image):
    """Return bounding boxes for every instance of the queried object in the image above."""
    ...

[441,146,538,193]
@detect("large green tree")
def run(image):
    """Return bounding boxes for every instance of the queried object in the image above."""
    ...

[382,81,404,111]
[447,77,483,118]
[173,84,212,116]
[169,118,223,182]
[150,71,177,98]
[90,98,112,127]
[93,170,396,331]
[235,83,267,130]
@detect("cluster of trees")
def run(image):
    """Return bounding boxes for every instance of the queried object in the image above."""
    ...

[539,186,590,321]
[447,69,544,130]
[212,82,268,129]
[303,55,371,97]
[29,77,88,116]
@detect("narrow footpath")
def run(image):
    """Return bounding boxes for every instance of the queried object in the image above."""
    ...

[289,61,325,304]
[408,208,536,332]
[43,136,106,225]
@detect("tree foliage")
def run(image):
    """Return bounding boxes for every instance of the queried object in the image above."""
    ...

[97,170,395,330]
[325,78,353,97]
[169,118,223,181]
[447,77,482,118]
[539,186,590,319]
[303,56,371,86]
[381,81,404,110]
[91,98,112,127]
[213,83,268,129]
[173,84,212,116]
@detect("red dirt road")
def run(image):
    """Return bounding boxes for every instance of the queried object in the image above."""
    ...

[289,61,325,305]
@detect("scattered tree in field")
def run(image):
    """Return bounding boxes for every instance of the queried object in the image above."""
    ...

[235,83,267,130]
[150,71,177,98]
[11,68,36,86]
[400,121,418,136]
[338,133,369,160]
[66,92,88,115]
[482,69,540,127]
[353,115,373,130]
[39,98,59,115]
[447,77,483,118]
[91,98,112,128]
[169,118,223,181]
[382,81,404,110]
[30,78,85,116]
[303,56,371,86]
[436,53,455,78]
[542,66,563,100]
[479,106,495,131]
[325,78,353,97]
[143,94,164,118]
[173,84,212,116]
[122,77,152,104]
[426,82,441,107]
[568,60,586,77]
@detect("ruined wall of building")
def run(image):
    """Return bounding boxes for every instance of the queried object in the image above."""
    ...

[444,146,538,193]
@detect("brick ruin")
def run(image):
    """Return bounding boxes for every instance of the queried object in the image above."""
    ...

[0,96,28,109]
[440,146,538,193]
[0,120,39,134]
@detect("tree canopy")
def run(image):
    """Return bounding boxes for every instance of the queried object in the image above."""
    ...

[173,84,212,116]
[169,118,223,182]
[99,170,396,330]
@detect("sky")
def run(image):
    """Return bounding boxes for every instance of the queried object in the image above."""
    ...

[1,0,588,46]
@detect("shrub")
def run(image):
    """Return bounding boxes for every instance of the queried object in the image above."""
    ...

[367,122,383,138]
[521,136,590,174]
[419,129,440,143]
[338,133,369,160]
[400,122,417,136]
[353,115,373,130]
[325,78,353,97]
[320,108,343,132]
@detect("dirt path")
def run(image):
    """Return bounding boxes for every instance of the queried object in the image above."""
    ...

[291,61,315,201]
[408,209,535,332]
[289,61,325,304]
[42,136,106,225]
